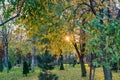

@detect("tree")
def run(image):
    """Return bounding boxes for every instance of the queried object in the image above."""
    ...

[2,25,9,72]
[0,0,119,80]
[58,49,64,70]
[37,49,55,70]
[0,0,25,73]
[62,0,120,79]
[37,49,58,80]
[0,43,4,72]
[85,1,120,80]
[13,0,88,77]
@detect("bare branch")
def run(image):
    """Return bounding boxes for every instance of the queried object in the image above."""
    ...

[0,14,19,26]
[89,0,96,15]
[62,5,73,12]
[72,42,81,57]
[0,0,25,26]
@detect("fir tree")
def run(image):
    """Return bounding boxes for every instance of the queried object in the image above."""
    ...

[37,49,55,70]
[23,61,29,76]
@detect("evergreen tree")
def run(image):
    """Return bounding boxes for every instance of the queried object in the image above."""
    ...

[23,61,29,76]
[37,49,55,70]
[37,49,58,80]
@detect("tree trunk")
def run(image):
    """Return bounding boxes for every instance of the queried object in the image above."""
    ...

[117,59,120,72]
[89,53,93,80]
[92,67,95,80]
[4,43,9,73]
[31,46,35,72]
[2,26,9,73]
[80,55,86,77]
[103,66,112,80]
[60,61,64,70]
[31,53,34,72]
[89,65,92,80]
[0,57,3,72]
[0,47,3,72]
[73,43,86,77]
[89,53,96,80]
[59,51,64,70]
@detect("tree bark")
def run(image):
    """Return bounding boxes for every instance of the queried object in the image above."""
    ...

[89,53,93,80]
[73,42,87,77]
[31,45,35,72]
[2,26,9,73]
[80,54,86,77]
[0,46,3,72]
[92,67,95,80]
[59,50,64,70]
[89,66,92,80]
[0,57,3,72]
[4,45,9,73]
[103,66,112,80]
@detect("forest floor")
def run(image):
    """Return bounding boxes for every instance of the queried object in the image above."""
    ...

[0,64,120,80]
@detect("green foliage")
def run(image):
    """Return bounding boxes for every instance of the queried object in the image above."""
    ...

[8,48,16,66]
[85,17,120,67]
[38,71,58,80]
[37,49,55,71]
[55,5,63,16]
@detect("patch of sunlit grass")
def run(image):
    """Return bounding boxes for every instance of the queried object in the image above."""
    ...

[0,64,120,80]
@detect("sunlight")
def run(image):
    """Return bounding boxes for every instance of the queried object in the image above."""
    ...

[65,36,70,42]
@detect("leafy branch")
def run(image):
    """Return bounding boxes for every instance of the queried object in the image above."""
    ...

[0,0,25,26]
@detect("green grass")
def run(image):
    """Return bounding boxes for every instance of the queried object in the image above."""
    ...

[0,67,39,80]
[0,64,120,80]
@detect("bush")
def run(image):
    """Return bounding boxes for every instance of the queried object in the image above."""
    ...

[37,49,55,70]
[38,71,58,80]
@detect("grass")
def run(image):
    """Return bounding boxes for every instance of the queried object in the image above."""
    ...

[0,64,120,80]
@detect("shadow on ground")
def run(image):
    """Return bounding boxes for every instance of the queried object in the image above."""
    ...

[38,71,58,80]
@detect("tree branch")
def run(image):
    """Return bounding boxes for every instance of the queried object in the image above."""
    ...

[89,0,96,15]
[72,42,81,58]
[116,9,120,18]
[0,0,25,26]
[0,14,19,26]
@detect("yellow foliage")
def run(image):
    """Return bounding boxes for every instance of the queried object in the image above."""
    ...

[76,0,84,4]
[91,30,95,33]
[98,5,102,10]
[31,12,36,16]
[85,64,89,69]
[40,18,44,21]
[22,19,28,23]
[53,0,57,4]
[47,22,52,26]
[50,48,59,54]
[33,25,38,32]
[28,16,33,20]
[86,12,93,22]
[27,30,33,38]
[104,18,108,25]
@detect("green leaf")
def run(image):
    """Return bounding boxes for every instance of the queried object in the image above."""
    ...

[55,5,63,16]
